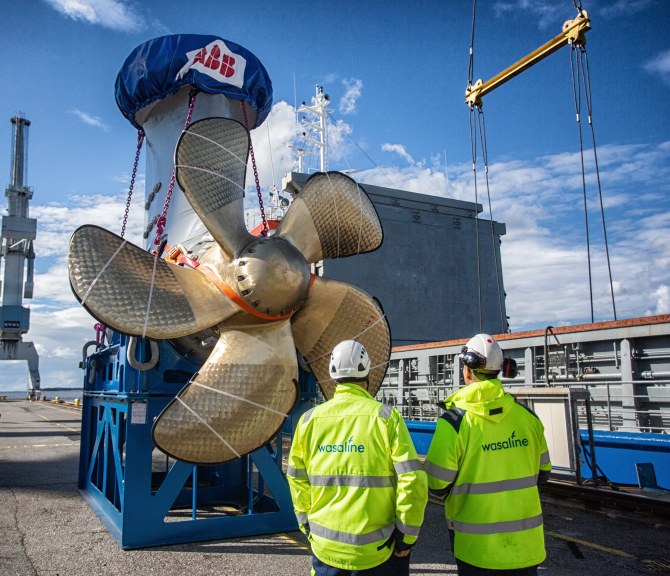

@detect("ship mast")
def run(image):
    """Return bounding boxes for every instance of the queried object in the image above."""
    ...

[0,114,40,398]
[297,84,331,172]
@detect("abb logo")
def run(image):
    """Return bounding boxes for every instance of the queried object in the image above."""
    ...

[191,45,236,78]
[177,40,247,88]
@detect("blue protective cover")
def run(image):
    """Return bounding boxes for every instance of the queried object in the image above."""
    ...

[115,34,272,129]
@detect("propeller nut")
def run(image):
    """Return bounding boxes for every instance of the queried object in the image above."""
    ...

[234,237,311,317]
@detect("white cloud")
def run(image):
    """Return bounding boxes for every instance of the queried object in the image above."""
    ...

[0,189,145,390]
[599,0,654,19]
[645,49,670,86]
[0,305,100,390]
[646,285,670,316]
[4,96,669,392]
[355,139,670,331]
[31,193,144,259]
[43,0,146,32]
[248,102,302,193]
[339,78,363,115]
[492,0,652,31]
[493,0,565,29]
[381,143,415,165]
[70,108,109,131]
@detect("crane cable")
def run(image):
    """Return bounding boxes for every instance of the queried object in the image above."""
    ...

[468,0,507,334]
[569,39,617,321]
[477,109,507,334]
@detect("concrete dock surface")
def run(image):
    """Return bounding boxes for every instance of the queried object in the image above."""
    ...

[1,400,669,576]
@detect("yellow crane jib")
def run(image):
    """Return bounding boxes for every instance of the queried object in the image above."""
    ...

[465,10,591,108]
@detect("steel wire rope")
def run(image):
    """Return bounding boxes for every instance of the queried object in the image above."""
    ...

[570,44,595,323]
[266,117,276,193]
[307,312,390,365]
[476,108,507,333]
[579,46,617,320]
[325,109,402,191]
[467,0,477,88]
[264,115,286,232]
[469,107,484,333]
[316,116,368,257]
[468,0,484,333]
[323,171,342,259]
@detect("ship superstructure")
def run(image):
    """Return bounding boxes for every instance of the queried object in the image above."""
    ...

[282,171,508,344]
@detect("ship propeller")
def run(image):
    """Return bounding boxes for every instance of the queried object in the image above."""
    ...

[68,117,390,464]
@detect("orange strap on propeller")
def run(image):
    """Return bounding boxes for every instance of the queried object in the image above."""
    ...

[197,265,316,321]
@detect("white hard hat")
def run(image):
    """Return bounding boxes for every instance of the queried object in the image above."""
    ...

[329,340,370,380]
[461,333,503,373]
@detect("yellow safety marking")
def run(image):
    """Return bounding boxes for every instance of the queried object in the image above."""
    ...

[642,559,670,570]
[42,402,83,415]
[547,531,635,559]
[0,442,79,450]
[34,411,80,433]
[276,532,310,550]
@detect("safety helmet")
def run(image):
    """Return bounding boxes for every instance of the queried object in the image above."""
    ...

[460,333,503,373]
[329,340,370,380]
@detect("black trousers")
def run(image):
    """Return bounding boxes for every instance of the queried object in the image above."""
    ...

[455,559,538,576]
[311,553,410,576]
[449,529,539,576]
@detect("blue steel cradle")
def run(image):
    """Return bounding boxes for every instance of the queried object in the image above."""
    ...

[78,332,302,549]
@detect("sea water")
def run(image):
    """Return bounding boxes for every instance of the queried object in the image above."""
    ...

[0,389,84,402]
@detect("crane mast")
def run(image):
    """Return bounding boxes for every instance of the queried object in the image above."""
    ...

[0,114,40,397]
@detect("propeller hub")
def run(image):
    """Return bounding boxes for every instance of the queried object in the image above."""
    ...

[234,237,311,317]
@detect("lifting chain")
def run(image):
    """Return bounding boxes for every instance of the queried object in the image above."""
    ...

[153,87,199,247]
[241,101,269,236]
[121,129,144,238]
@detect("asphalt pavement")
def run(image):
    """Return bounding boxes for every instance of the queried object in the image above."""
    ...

[1,400,668,576]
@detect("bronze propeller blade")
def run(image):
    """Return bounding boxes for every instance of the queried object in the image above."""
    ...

[276,171,383,264]
[152,320,298,464]
[175,117,253,260]
[69,114,390,466]
[290,275,390,399]
[68,225,238,339]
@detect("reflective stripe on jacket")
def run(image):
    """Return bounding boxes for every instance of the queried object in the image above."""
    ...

[424,378,551,570]
[287,382,428,571]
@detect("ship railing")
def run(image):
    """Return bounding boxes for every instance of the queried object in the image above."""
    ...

[377,374,670,434]
[244,205,287,230]
[577,379,670,434]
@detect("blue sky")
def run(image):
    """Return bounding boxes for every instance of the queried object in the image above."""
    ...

[0,0,669,390]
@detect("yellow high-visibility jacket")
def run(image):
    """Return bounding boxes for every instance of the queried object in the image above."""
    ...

[425,378,551,570]
[287,382,428,571]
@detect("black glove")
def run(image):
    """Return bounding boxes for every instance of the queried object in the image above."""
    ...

[394,530,414,553]
[378,528,414,552]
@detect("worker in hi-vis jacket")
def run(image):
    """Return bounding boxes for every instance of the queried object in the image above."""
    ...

[425,333,552,575]
[287,340,428,575]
